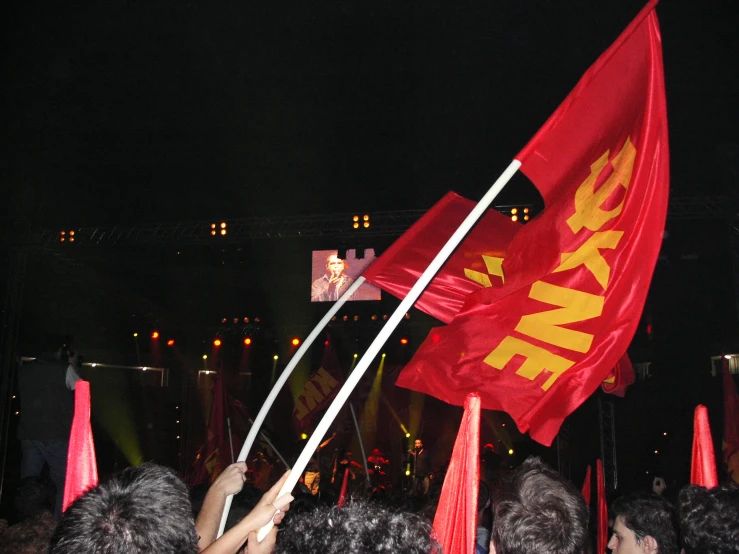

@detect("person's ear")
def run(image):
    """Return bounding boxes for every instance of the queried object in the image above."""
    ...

[642,535,659,554]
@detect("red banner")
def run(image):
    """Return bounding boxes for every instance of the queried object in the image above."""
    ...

[292,343,343,432]
[62,381,98,512]
[397,0,668,445]
[363,192,520,324]
[601,354,635,397]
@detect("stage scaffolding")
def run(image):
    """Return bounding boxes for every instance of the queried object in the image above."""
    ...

[1,195,737,488]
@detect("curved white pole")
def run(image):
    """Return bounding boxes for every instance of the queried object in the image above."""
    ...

[256,160,521,541]
[216,276,366,537]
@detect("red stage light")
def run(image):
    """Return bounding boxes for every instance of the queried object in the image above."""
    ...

[213,339,222,347]
[151,331,160,339]
[291,338,300,346]
[244,337,252,345]
[167,339,175,346]
[400,338,409,345]
[324,340,330,346]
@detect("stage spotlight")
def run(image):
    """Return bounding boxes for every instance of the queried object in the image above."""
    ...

[325,340,330,346]
[512,215,519,222]
[291,338,300,346]
[400,338,409,345]
[371,315,377,321]
[151,331,159,339]
[167,339,175,346]
[382,314,388,320]
[342,315,349,322]
[352,215,359,229]
[133,332,138,338]
[233,318,239,324]
[511,208,518,215]
[243,317,249,323]
[221,317,227,324]
[300,433,308,440]
[273,355,279,360]
[353,315,359,321]
[254,317,261,323]
[202,354,208,360]
[353,353,358,358]
[405,470,411,476]
[404,313,411,319]
[508,448,514,455]
[213,339,222,347]
[405,433,411,438]
[244,337,252,346]
[524,214,530,221]
[211,223,217,236]
[381,353,386,358]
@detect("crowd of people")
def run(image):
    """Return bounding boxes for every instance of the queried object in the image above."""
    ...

[1,451,738,553]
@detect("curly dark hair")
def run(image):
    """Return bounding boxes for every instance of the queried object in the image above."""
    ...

[611,492,679,554]
[273,500,440,554]
[50,463,199,554]
[491,456,588,554]
[679,484,739,554]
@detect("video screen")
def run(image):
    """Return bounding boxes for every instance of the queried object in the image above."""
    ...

[311,249,381,302]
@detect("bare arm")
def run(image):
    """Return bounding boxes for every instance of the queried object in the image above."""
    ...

[201,471,293,554]
[196,463,248,551]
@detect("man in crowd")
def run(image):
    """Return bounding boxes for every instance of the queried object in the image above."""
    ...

[608,492,679,554]
[679,483,739,553]
[490,456,588,554]
[18,335,81,518]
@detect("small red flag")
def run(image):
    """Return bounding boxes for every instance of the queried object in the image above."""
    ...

[432,393,481,554]
[691,405,718,488]
[337,467,350,507]
[722,360,739,483]
[62,381,98,511]
[596,460,608,554]
[601,354,636,397]
[581,464,592,507]
[363,192,520,324]
[396,0,668,445]
[292,343,344,432]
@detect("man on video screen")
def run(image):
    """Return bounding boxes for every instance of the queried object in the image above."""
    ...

[311,252,355,302]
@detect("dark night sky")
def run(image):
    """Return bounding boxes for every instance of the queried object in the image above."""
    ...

[2,0,738,484]
[3,0,737,227]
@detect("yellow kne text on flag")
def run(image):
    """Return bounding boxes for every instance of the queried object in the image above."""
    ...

[484,138,636,390]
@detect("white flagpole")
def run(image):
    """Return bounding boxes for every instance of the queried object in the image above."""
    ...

[256,160,521,541]
[217,276,365,537]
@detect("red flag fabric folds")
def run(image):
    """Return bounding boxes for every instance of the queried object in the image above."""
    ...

[63,381,98,512]
[722,360,739,483]
[432,393,481,554]
[596,460,608,554]
[292,343,344,432]
[397,0,668,445]
[581,464,592,507]
[601,354,636,397]
[363,192,520,324]
[691,405,718,488]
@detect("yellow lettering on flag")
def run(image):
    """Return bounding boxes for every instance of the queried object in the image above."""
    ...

[566,138,636,234]
[515,281,604,353]
[554,230,624,289]
[294,398,310,420]
[312,367,339,395]
[301,382,325,412]
[484,335,575,391]
[464,255,505,288]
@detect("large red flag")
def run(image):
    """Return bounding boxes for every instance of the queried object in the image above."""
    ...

[722,360,739,483]
[432,393,481,554]
[691,405,718,488]
[363,192,520,324]
[63,381,98,511]
[397,0,668,445]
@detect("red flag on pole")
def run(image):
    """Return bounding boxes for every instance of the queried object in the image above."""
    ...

[292,343,344,432]
[581,464,592,507]
[722,359,739,483]
[601,354,636,397]
[363,192,520,324]
[432,393,481,554]
[596,460,608,554]
[396,0,668,445]
[337,467,350,507]
[62,381,98,511]
[691,404,718,488]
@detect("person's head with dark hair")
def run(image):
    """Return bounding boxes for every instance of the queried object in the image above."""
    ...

[273,501,440,554]
[50,463,199,554]
[609,492,679,554]
[490,456,588,554]
[679,483,739,554]
[14,476,56,521]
